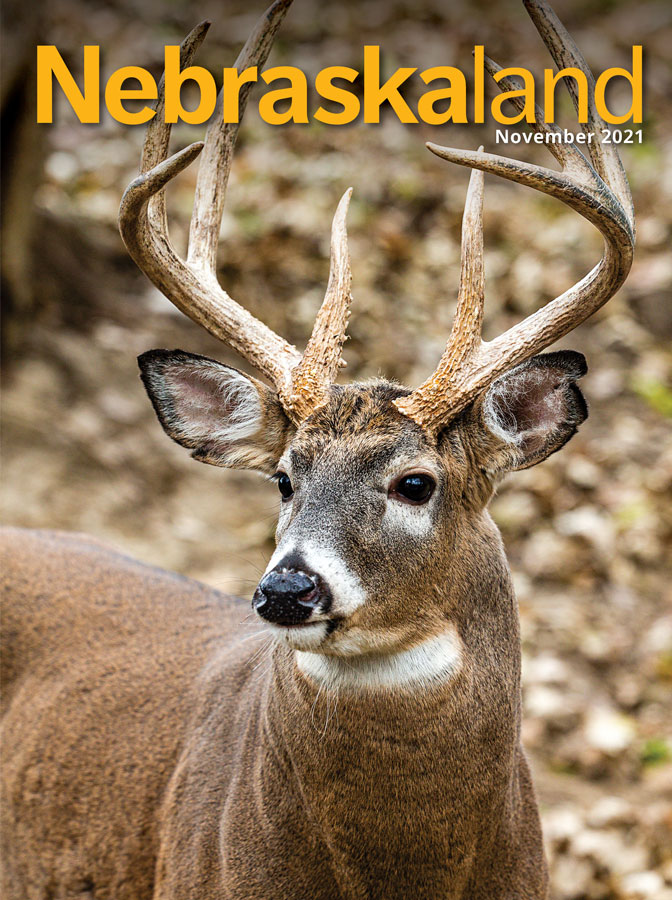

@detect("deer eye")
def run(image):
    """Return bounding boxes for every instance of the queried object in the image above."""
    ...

[276,473,294,501]
[389,474,436,505]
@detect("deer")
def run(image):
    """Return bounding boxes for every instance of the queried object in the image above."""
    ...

[1,0,635,897]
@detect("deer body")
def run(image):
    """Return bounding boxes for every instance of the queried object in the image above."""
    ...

[2,0,635,896]
[2,506,545,900]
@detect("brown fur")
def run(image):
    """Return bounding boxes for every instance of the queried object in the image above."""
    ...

[2,357,587,898]
[1,528,545,899]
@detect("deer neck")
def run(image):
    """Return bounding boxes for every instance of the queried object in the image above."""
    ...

[244,535,523,896]
[264,511,522,776]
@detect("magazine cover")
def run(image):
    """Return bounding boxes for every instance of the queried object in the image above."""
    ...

[1,0,670,896]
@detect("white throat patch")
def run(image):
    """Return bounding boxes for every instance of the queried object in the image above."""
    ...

[295,627,462,691]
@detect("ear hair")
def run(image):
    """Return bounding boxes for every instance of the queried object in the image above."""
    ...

[474,350,588,475]
[138,349,292,474]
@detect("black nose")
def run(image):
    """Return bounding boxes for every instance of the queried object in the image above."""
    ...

[253,569,320,625]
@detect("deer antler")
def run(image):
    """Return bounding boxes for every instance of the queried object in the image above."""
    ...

[394,0,635,433]
[119,0,353,425]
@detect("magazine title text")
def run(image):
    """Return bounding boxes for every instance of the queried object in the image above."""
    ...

[36,45,643,126]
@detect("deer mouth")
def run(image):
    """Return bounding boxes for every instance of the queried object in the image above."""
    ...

[265,618,343,658]
[275,616,340,631]
[261,618,334,652]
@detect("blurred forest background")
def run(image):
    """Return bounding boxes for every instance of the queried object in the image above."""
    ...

[1,0,671,896]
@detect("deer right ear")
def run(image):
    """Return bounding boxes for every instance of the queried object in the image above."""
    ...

[138,350,292,474]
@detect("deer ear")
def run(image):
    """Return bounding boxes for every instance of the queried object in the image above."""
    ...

[138,350,292,474]
[471,351,588,474]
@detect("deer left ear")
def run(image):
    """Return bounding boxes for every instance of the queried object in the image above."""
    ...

[471,350,588,474]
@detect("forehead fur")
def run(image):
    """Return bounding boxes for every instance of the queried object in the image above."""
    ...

[290,380,430,467]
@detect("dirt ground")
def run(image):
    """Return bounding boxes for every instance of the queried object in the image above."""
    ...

[2,0,671,896]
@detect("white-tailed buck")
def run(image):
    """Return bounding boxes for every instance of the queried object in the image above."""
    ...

[1,0,635,896]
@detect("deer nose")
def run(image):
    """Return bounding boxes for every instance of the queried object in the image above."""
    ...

[253,569,320,625]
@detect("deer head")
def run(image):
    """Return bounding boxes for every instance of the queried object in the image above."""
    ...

[123,0,634,684]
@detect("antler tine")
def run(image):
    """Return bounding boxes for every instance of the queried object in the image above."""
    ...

[396,163,485,427]
[120,1,303,409]
[431,160,486,382]
[482,55,595,179]
[451,158,485,360]
[395,0,635,433]
[287,188,354,420]
[141,20,210,238]
[188,0,293,275]
[424,143,632,242]
[523,0,634,227]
